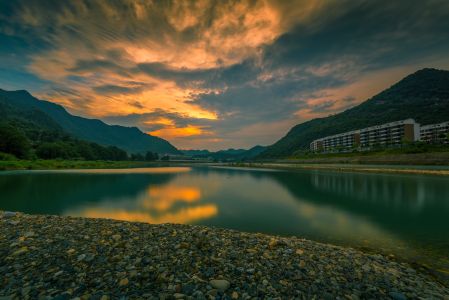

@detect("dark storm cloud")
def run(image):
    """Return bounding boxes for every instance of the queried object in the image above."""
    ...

[137,62,221,88]
[187,0,449,138]
[92,82,151,95]
[193,70,347,121]
[104,108,211,132]
[264,1,449,72]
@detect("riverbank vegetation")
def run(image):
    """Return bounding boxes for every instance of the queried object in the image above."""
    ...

[0,158,164,171]
[293,142,449,158]
[285,143,449,165]
[0,122,163,162]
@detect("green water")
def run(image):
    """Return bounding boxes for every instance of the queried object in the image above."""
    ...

[1,166,448,278]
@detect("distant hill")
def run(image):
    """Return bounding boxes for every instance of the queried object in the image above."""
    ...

[239,145,267,159]
[181,149,213,156]
[0,94,129,160]
[259,68,449,158]
[182,146,266,161]
[0,89,180,154]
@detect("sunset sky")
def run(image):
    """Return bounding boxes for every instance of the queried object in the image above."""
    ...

[1,0,449,150]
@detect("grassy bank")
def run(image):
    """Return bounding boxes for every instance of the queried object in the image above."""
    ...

[282,151,449,166]
[230,162,449,176]
[0,159,162,171]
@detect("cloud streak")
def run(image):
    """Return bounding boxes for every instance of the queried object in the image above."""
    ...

[0,0,448,150]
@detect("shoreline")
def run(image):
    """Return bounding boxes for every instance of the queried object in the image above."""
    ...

[228,162,449,176]
[276,151,449,166]
[2,158,449,177]
[0,160,162,171]
[1,212,448,299]
[0,160,216,171]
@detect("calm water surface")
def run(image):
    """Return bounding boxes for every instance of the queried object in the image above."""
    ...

[1,166,448,276]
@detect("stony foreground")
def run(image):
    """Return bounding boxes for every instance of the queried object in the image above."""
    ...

[1,212,448,300]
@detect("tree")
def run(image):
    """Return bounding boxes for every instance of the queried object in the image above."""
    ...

[73,141,96,160]
[130,153,145,161]
[145,151,158,161]
[106,146,128,161]
[0,124,31,158]
[36,142,72,159]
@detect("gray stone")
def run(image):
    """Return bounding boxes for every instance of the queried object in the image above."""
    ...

[209,279,230,291]
[389,291,407,300]
[1,212,448,299]
[24,231,35,238]
[77,254,86,261]
[3,211,17,217]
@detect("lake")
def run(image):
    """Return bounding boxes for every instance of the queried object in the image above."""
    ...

[1,166,448,278]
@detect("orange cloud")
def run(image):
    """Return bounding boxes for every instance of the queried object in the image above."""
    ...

[150,125,211,138]
[124,0,283,69]
[144,117,175,127]
[16,0,334,147]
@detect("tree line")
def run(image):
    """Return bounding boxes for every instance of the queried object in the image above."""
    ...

[0,123,161,161]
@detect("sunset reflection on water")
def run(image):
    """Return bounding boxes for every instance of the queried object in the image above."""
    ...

[2,166,449,280]
[144,185,202,211]
[78,205,218,224]
[66,176,218,224]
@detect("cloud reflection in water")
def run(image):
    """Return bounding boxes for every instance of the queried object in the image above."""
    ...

[65,171,218,224]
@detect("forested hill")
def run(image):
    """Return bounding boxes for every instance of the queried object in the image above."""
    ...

[0,89,180,155]
[259,68,449,158]
[0,95,128,160]
[181,145,266,161]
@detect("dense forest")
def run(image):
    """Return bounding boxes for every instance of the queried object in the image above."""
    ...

[260,68,449,158]
[0,96,159,161]
[0,89,180,155]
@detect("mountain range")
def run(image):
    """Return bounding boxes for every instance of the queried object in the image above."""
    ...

[259,68,449,158]
[2,68,448,159]
[181,145,266,161]
[0,89,179,155]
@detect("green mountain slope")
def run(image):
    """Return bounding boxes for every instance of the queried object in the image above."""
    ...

[0,89,180,154]
[259,68,449,158]
[0,94,129,160]
[182,145,266,161]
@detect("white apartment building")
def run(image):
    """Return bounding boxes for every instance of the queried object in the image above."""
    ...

[359,119,420,150]
[420,121,449,144]
[310,130,360,153]
[310,119,421,153]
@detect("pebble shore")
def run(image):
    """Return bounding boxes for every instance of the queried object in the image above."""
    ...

[1,212,448,299]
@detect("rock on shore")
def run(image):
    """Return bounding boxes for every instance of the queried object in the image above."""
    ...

[1,211,448,299]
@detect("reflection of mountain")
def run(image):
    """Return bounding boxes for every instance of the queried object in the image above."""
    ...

[0,171,177,214]
[0,168,219,224]
[204,167,449,278]
[192,167,402,248]
[265,170,449,242]
[2,166,448,249]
